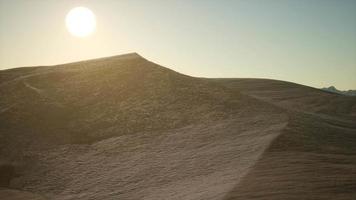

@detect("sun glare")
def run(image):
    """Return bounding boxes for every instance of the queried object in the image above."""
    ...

[66,7,96,37]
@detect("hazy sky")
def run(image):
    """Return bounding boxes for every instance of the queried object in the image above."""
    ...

[1,0,355,89]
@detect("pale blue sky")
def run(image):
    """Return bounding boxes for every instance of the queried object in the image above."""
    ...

[1,0,355,89]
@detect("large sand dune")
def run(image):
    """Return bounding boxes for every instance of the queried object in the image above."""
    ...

[1,53,355,199]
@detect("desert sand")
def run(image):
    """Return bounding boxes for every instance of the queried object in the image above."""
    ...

[1,53,355,199]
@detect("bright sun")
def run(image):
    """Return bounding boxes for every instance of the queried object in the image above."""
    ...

[66,7,96,37]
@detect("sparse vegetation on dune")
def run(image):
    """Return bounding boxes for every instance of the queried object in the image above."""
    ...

[1,53,355,199]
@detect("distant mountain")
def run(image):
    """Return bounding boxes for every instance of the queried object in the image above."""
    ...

[1,53,356,200]
[322,86,356,96]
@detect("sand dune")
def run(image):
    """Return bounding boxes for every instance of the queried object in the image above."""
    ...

[1,53,355,199]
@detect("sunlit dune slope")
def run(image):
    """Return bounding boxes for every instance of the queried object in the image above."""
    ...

[215,79,356,200]
[1,53,355,200]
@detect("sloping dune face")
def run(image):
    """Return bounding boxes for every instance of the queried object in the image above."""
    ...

[216,79,356,200]
[0,54,355,199]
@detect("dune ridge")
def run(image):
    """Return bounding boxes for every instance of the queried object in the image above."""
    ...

[1,53,355,199]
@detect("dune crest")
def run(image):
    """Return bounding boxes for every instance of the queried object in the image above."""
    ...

[1,54,355,200]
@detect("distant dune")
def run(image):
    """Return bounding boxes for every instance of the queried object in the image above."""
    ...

[322,86,356,96]
[1,53,355,200]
